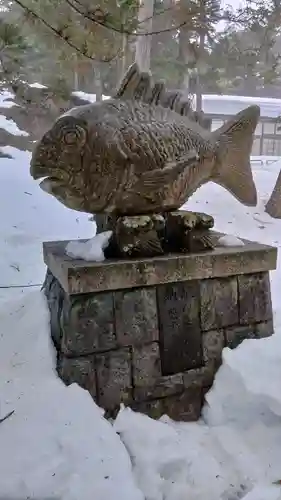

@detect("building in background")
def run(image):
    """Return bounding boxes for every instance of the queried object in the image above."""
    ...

[200,94,281,156]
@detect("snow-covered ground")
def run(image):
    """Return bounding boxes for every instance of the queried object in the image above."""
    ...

[1,90,281,499]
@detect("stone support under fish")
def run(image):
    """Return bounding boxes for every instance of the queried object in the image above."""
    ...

[97,210,216,259]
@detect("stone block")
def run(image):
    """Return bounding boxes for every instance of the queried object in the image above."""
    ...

[43,237,277,294]
[61,292,116,356]
[96,348,132,410]
[255,320,274,338]
[183,366,215,390]
[238,272,273,324]
[200,277,238,330]
[57,355,96,398]
[43,234,277,421]
[43,269,64,349]
[225,319,274,349]
[134,373,184,401]
[161,388,202,421]
[132,399,164,420]
[114,287,158,346]
[202,329,225,368]
[225,325,256,349]
[132,342,162,392]
[157,281,202,375]
[134,388,202,422]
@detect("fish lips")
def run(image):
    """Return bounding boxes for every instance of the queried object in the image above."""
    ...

[38,176,62,194]
[30,162,52,181]
[30,168,62,194]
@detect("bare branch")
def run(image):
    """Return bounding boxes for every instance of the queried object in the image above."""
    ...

[0,410,15,424]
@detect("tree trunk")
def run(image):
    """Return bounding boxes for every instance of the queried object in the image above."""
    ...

[195,29,205,112]
[119,32,130,80]
[73,53,79,90]
[94,64,103,102]
[178,26,194,89]
[135,0,154,71]
[265,170,281,218]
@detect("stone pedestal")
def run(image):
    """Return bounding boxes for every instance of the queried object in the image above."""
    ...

[42,234,277,421]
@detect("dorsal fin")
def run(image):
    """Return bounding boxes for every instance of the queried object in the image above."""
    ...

[147,81,165,105]
[158,90,182,112]
[179,100,193,117]
[114,63,207,128]
[115,62,152,101]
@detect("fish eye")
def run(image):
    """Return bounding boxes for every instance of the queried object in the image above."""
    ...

[64,131,79,145]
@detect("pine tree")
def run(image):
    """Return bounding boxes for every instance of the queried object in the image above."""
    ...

[213,0,281,95]
[0,17,31,87]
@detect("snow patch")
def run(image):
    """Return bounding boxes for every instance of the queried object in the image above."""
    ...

[65,231,112,261]
[0,115,29,136]
[72,91,110,103]
[28,82,47,89]
[0,89,17,108]
[0,148,94,287]
[217,234,245,247]
[0,290,144,500]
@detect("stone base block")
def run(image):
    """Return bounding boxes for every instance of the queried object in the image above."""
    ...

[43,233,277,421]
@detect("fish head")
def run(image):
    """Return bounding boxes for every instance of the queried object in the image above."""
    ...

[30,115,89,211]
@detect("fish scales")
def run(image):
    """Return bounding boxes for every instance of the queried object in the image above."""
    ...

[30,63,260,215]
[85,100,214,174]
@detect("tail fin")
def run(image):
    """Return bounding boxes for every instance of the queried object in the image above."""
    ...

[211,105,260,207]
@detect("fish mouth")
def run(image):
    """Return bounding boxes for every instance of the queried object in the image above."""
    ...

[30,169,47,181]
[38,176,62,194]
[30,162,52,180]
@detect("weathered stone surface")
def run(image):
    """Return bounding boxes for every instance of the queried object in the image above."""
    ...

[225,325,256,349]
[163,210,215,253]
[183,366,215,390]
[134,373,184,401]
[162,388,202,421]
[43,269,64,349]
[96,348,132,410]
[157,281,202,375]
[132,343,162,388]
[202,329,225,369]
[225,320,274,349]
[61,292,115,356]
[114,288,158,346]
[113,214,164,258]
[200,277,238,330]
[43,238,277,422]
[43,237,277,294]
[238,272,273,324]
[255,319,274,338]
[57,355,96,398]
[134,388,202,422]
[132,399,164,420]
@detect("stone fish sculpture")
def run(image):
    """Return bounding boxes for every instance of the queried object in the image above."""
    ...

[30,63,260,258]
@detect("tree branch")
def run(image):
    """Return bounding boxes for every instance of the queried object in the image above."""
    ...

[0,410,15,424]
[67,0,194,36]
[12,0,121,62]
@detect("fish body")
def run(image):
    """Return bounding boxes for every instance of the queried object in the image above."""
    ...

[30,64,260,215]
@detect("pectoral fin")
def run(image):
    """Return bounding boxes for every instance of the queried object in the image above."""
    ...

[140,150,199,189]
